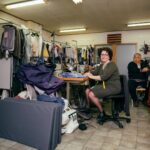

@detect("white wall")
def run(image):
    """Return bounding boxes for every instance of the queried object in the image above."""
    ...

[57,30,150,53]
[0,11,27,26]
[0,11,52,41]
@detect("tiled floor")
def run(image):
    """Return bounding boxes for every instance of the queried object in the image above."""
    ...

[0,103,150,150]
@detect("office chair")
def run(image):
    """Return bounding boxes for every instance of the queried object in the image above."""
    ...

[102,75,131,128]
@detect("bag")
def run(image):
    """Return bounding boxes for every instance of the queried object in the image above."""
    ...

[62,107,79,134]
[1,90,9,100]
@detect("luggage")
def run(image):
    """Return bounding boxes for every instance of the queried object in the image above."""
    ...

[62,107,79,134]
[61,99,79,134]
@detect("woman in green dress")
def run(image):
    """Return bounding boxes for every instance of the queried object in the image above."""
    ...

[84,47,121,124]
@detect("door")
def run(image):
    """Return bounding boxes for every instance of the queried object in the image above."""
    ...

[116,44,136,78]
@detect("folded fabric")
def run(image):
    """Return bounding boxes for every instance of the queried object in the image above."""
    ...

[61,72,86,78]
[17,63,64,94]
[37,94,64,109]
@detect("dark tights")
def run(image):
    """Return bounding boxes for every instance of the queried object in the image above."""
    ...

[85,88,103,112]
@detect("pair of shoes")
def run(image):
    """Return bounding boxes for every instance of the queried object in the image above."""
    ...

[97,111,106,125]
[133,101,139,107]
[78,123,87,130]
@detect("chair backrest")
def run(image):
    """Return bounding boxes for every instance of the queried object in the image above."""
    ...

[117,75,130,115]
[120,75,128,95]
[108,75,130,116]
[118,75,125,96]
[108,75,128,97]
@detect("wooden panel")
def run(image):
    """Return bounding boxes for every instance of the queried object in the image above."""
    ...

[107,34,121,44]
[112,44,117,63]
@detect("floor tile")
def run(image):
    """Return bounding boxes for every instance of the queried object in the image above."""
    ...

[136,143,150,150]
[100,142,118,150]
[0,145,10,150]
[84,140,103,150]
[0,139,16,148]
[120,139,136,149]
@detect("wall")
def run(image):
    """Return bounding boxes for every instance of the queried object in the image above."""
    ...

[57,30,150,54]
[0,11,26,26]
[0,11,52,41]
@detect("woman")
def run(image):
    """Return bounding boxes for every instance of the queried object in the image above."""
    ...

[84,47,121,124]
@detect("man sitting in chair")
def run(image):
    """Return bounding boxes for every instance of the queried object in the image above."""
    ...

[128,53,149,107]
[84,47,121,125]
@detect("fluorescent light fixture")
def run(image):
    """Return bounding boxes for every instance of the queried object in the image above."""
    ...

[60,28,86,33]
[6,0,45,9]
[72,0,82,4]
[128,22,150,27]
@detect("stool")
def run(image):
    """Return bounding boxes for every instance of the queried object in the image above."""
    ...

[136,86,146,101]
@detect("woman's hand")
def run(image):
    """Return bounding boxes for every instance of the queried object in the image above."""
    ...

[84,72,101,80]
[84,72,93,78]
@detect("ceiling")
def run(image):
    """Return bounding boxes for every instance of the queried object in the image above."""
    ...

[0,0,150,35]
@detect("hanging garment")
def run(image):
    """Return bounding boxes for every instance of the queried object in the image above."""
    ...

[31,33,39,57]
[65,47,74,59]
[41,42,50,59]
[0,25,16,52]
[0,25,16,58]
[13,28,26,60]
[23,29,32,63]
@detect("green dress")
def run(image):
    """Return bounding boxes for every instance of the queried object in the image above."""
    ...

[90,62,121,98]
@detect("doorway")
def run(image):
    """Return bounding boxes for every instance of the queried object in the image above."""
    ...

[116,44,136,78]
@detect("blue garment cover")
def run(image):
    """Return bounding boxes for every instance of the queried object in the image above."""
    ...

[17,63,65,94]
[37,94,64,110]
[61,72,86,78]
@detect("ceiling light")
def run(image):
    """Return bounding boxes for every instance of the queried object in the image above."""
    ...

[6,0,45,9]
[127,22,150,27]
[72,0,82,4]
[60,28,86,33]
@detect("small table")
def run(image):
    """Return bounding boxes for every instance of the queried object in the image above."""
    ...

[58,77,89,102]
[136,87,146,101]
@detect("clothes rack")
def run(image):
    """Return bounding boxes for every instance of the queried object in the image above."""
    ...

[51,40,70,46]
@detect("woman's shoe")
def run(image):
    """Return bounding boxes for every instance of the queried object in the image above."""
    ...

[97,111,106,125]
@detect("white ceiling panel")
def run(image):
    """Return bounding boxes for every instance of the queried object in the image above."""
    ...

[0,0,150,35]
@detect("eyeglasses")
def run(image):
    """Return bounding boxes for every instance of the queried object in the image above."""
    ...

[101,53,109,56]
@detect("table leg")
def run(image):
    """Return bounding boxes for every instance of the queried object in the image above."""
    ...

[66,82,70,102]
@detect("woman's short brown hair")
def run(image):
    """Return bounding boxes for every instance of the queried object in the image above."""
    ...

[98,47,113,60]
